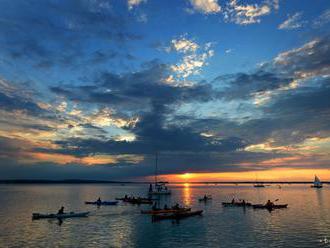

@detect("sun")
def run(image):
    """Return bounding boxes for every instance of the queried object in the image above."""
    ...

[180,173,193,180]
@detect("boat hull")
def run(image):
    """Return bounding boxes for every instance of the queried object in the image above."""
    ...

[32,211,90,219]
[141,208,191,214]
[152,210,203,221]
[252,204,288,210]
[85,201,118,205]
[222,202,252,207]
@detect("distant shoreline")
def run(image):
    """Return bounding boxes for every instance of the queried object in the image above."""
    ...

[0,179,328,184]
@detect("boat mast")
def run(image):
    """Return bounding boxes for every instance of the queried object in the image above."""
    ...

[154,152,158,185]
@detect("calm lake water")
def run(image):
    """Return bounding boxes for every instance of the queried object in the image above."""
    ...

[0,184,329,248]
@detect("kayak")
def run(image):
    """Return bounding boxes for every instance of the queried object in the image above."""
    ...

[152,210,203,221]
[85,201,118,205]
[116,197,153,204]
[222,202,252,207]
[32,211,90,219]
[141,208,191,214]
[252,204,288,210]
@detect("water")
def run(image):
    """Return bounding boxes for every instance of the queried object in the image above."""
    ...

[0,184,329,248]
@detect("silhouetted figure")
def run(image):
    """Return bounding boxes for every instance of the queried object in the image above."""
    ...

[265,200,274,208]
[173,203,180,210]
[57,206,64,214]
[149,184,153,192]
[204,195,207,200]
[242,200,246,205]
[164,204,169,210]
[231,198,235,204]
[97,197,102,204]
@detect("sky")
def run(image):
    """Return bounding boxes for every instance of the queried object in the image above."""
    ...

[0,0,329,182]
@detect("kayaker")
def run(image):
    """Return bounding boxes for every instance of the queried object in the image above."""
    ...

[57,206,64,214]
[265,200,274,208]
[172,203,180,210]
[231,198,235,204]
[96,197,102,204]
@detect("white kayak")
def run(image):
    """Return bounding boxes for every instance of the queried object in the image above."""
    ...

[32,211,90,219]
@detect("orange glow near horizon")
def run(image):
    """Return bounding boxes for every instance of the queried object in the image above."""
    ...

[156,168,330,182]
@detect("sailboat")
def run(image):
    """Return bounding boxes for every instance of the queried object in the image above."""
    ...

[148,153,171,195]
[311,175,323,188]
[254,174,265,188]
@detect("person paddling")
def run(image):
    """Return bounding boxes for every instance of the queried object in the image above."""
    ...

[265,200,274,208]
[57,206,64,214]
[96,197,102,205]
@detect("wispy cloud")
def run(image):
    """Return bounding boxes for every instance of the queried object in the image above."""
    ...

[278,12,304,30]
[313,9,330,27]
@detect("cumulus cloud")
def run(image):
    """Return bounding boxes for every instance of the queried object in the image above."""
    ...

[188,0,221,14]
[278,12,304,30]
[224,0,277,25]
[167,37,215,81]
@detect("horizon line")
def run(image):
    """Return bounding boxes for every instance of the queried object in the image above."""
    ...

[0,179,329,184]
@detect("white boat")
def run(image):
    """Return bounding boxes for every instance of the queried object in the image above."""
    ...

[148,153,171,195]
[254,174,265,188]
[311,175,323,188]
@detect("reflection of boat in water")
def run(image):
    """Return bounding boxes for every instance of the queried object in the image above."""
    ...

[311,175,323,188]
[148,153,171,195]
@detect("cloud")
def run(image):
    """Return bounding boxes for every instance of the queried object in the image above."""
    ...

[0,0,142,69]
[167,37,215,81]
[215,35,330,101]
[278,12,304,30]
[169,38,199,54]
[128,0,147,10]
[313,9,330,28]
[224,0,278,25]
[188,0,221,14]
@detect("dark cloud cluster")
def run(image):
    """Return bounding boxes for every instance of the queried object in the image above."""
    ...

[0,0,141,69]
[215,36,330,100]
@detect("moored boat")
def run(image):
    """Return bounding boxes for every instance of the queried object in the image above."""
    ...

[32,211,90,219]
[148,153,171,195]
[311,175,323,188]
